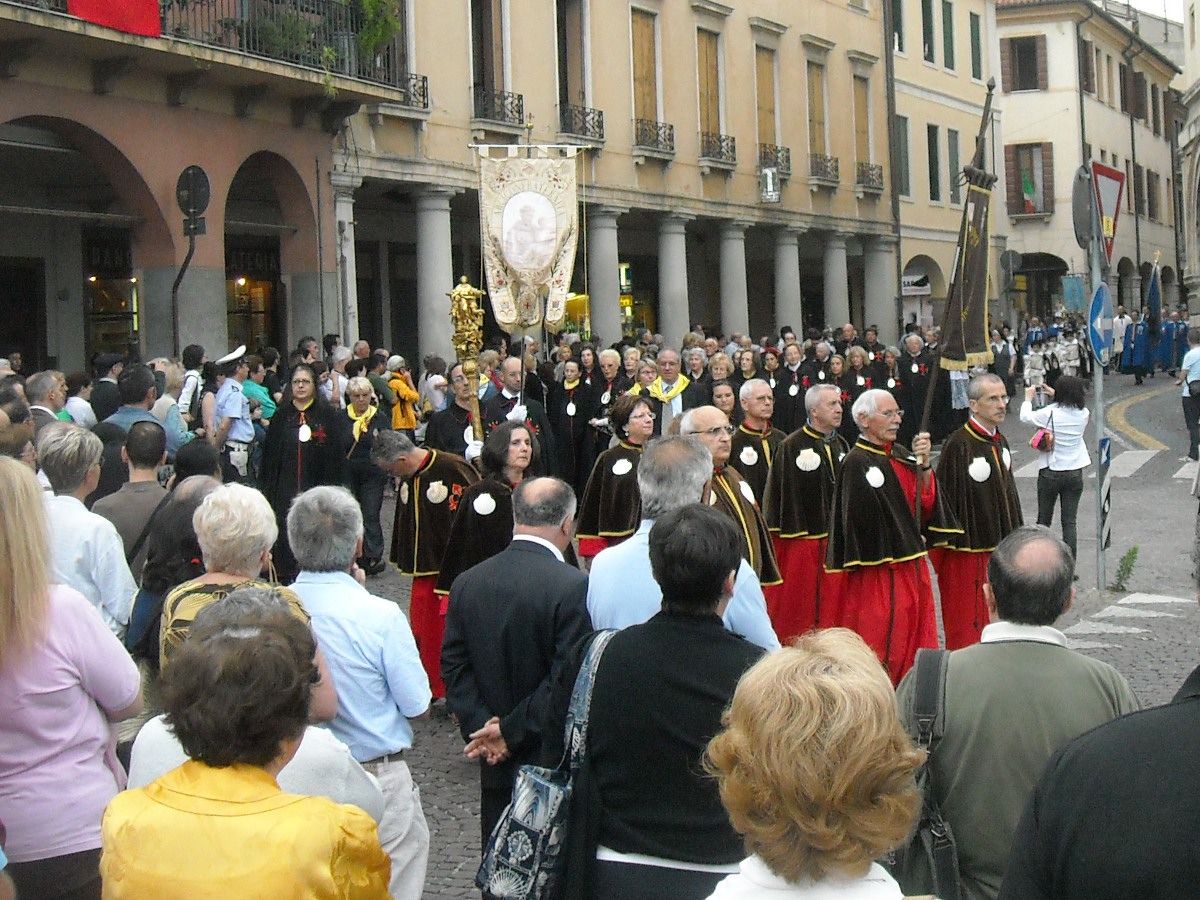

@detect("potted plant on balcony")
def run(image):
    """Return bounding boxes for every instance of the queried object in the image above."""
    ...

[325,0,401,78]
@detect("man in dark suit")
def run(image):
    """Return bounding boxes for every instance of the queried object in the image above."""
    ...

[25,370,64,437]
[482,356,555,475]
[89,353,124,422]
[441,476,592,849]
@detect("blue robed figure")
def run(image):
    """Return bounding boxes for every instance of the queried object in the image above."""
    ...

[1122,316,1153,383]
[1157,317,1188,372]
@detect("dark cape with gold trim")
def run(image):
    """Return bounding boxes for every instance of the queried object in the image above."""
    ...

[729,423,785,505]
[710,467,782,586]
[825,440,962,571]
[434,478,514,594]
[575,441,643,544]
[763,426,848,539]
[390,449,479,577]
[934,421,1023,551]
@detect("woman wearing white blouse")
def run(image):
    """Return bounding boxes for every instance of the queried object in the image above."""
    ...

[1020,375,1091,560]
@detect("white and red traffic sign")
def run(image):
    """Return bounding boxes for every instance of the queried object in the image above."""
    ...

[1090,162,1125,267]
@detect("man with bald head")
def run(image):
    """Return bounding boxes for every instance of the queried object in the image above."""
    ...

[898,526,1137,900]
[680,405,781,588]
[930,373,1024,649]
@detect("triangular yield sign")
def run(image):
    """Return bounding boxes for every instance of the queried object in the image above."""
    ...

[1091,162,1125,267]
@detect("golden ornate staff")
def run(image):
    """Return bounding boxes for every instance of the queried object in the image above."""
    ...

[448,276,487,442]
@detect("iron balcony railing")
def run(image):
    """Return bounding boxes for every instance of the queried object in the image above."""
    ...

[758,143,792,176]
[700,132,736,164]
[634,118,675,153]
[474,87,524,126]
[18,0,431,97]
[810,152,840,182]
[559,104,604,141]
[856,161,885,190]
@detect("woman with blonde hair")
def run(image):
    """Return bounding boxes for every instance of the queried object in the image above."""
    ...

[705,628,923,899]
[0,457,143,898]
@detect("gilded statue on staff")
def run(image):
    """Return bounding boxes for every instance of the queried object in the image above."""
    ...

[448,276,486,441]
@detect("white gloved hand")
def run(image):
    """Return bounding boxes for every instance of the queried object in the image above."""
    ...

[505,404,527,422]
[464,439,484,461]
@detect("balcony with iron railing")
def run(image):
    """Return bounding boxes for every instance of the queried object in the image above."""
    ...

[633,118,675,163]
[559,104,605,144]
[855,161,885,197]
[6,0,429,104]
[473,86,525,128]
[809,152,840,190]
[699,132,736,176]
[758,143,792,178]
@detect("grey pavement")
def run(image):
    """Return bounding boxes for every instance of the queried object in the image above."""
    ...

[365,368,1200,897]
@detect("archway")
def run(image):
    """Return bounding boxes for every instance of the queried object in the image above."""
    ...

[0,117,174,368]
[1013,252,1067,321]
[902,255,945,330]
[224,151,319,351]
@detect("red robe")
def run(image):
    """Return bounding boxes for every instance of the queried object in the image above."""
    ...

[826,439,963,684]
[931,419,1024,649]
[761,426,849,640]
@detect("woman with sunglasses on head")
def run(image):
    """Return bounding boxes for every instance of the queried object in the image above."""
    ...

[259,364,347,582]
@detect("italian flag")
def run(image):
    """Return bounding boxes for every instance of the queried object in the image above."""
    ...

[1022,169,1037,213]
[68,0,160,37]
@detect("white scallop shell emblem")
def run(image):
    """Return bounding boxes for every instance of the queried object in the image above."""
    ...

[865,466,886,488]
[789,384,799,396]
[463,425,474,446]
[707,490,718,506]
[1002,447,1012,469]
[601,390,611,404]
[796,448,821,472]
[911,363,920,374]
[887,378,896,388]
[968,457,992,483]
[740,479,756,504]
[399,483,409,505]
[426,480,449,504]
[472,492,497,516]
[818,370,826,380]
[856,376,865,387]
[612,458,633,476]
[739,446,759,467]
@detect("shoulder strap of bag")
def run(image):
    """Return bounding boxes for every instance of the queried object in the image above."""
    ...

[126,493,173,565]
[562,629,618,772]
[909,647,949,752]
[909,648,962,900]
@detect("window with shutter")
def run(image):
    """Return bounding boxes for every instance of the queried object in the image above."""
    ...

[632,9,658,123]
[1008,143,1052,215]
[697,29,721,137]
[999,38,1012,91]
[1151,84,1161,134]
[854,75,871,164]
[1010,37,1041,91]
[807,61,827,155]
[1119,63,1129,112]
[1078,38,1095,93]
[756,47,776,147]
[1134,164,1146,216]
[922,0,936,63]
[1133,71,1147,119]
[894,0,905,53]
[927,124,941,202]
[970,12,982,80]
[948,128,961,204]
[942,1,955,70]
[896,114,911,196]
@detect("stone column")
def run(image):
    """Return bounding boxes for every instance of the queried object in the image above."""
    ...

[658,215,692,347]
[823,231,851,328]
[773,227,803,336]
[415,188,456,361]
[330,171,363,342]
[587,206,625,346]
[1129,274,1143,308]
[719,221,751,337]
[863,235,899,344]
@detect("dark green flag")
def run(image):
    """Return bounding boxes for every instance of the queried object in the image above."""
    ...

[940,173,994,371]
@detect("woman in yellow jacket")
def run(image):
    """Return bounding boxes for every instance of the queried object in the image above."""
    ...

[387,355,420,437]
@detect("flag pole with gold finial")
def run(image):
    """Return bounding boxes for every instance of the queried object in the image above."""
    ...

[448,276,487,442]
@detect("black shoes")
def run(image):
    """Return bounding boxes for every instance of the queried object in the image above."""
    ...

[358,557,388,576]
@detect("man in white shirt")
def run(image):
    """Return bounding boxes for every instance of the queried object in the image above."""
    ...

[588,436,780,651]
[1112,305,1132,371]
[37,422,136,637]
[177,344,206,425]
[287,485,432,900]
[211,347,255,482]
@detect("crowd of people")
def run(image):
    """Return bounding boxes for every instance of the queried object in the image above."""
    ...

[0,312,1192,900]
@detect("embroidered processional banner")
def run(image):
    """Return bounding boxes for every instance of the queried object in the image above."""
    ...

[478,147,579,333]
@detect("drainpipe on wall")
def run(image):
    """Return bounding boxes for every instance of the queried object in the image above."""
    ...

[1077,8,1096,168]
[1124,37,1145,289]
[882,0,905,334]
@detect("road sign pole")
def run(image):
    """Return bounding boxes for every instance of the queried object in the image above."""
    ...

[1092,234,1106,592]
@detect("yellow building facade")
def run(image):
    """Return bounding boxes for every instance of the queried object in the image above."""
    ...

[340,0,906,362]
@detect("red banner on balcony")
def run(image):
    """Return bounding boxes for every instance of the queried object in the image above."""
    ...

[68,0,160,37]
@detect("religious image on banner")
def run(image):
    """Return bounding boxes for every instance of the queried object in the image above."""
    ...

[940,173,996,371]
[478,149,579,333]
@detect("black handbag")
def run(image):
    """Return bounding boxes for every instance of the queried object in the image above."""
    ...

[1187,377,1200,398]
[883,648,963,900]
[476,630,616,900]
